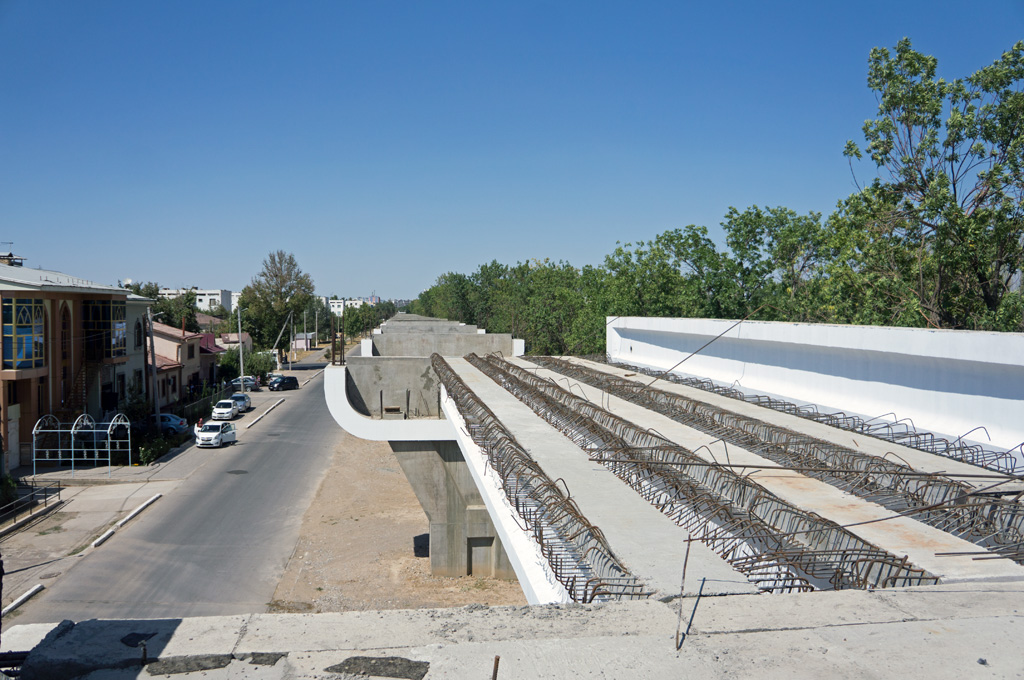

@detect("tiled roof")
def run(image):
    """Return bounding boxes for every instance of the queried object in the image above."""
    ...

[155,354,182,371]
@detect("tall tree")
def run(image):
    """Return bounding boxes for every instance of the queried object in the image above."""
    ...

[844,39,1024,330]
[238,251,316,347]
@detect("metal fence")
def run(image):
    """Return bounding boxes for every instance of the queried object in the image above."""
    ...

[0,480,63,528]
[171,385,234,423]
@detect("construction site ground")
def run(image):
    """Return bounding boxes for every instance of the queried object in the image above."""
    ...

[269,427,526,612]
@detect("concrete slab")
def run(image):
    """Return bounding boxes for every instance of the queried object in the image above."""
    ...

[449,359,757,598]
[8,585,1024,678]
[511,359,1024,585]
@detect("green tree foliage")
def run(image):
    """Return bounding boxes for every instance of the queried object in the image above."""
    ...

[844,39,1024,330]
[126,281,201,333]
[218,347,276,381]
[237,251,316,348]
[341,300,397,338]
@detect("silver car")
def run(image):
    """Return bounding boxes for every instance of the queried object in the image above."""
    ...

[196,422,237,448]
[230,392,252,413]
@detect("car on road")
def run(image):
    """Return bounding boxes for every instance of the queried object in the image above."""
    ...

[148,413,189,435]
[268,375,299,391]
[195,422,237,448]
[231,376,260,391]
[229,392,252,413]
[211,399,239,420]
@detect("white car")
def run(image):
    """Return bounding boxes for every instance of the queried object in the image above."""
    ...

[195,422,237,448]
[211,399,239,420]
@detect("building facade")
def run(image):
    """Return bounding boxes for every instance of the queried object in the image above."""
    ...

[158,288,233,313]
[0,258,129,472]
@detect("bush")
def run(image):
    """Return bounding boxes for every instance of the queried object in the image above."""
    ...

[0,475,17,504]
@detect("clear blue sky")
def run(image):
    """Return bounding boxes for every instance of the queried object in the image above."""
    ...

[2,1,1022,299]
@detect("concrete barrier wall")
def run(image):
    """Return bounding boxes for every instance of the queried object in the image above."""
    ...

[324,366,454,441]
[346,357,443,418]
[372,333,515,357]
[382,321,479,334]
[608,317,1024,450]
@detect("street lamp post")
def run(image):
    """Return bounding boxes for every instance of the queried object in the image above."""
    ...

[237,307,245,394]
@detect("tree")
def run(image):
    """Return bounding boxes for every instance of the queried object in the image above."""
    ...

[126,281,200,333]
[844,39,1024,330]
[237,251,316,348]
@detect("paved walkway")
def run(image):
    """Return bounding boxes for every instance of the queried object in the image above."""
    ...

[4,579,1024,678]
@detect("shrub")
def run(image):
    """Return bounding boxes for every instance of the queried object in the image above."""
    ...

[0,475,17,504]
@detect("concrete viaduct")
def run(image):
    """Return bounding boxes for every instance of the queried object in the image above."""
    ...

[325,314,1024,605]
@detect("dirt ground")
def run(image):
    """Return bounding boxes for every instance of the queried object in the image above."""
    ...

[270,428,526,612]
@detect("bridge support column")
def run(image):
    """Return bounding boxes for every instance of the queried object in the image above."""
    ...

[390,440,516,580]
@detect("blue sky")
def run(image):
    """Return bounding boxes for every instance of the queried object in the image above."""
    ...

[2,1,1022,299]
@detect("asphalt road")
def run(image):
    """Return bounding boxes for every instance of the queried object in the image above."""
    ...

[15,356,342,622]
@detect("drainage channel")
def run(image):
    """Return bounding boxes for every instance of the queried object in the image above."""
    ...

[533,356,1024,567]
[431,354,649,603]
[468,353,938,593]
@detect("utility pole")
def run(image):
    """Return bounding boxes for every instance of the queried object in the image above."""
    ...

[147,308,160,428]
[303,309,307,351]
[238,307,245,394]
[289,314,294,370]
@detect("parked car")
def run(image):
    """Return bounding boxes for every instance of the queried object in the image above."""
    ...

[268,375,299,391]
[211,399,239,420]
[229,392,251,413]
[195,422,237,448]
[230,376,260,391]
[148,413,189,435]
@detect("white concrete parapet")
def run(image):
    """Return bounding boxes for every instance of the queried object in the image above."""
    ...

[608,317,1024,452]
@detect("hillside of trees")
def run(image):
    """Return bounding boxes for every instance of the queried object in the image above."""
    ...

[408,39,1024,355]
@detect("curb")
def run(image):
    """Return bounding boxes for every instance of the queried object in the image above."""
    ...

[0,499,65,540]
[89,494,163,550]
[246,398,285,429]
[117,494,163,528]
[2,584,44,618]
[92,529,115,547]
[301,369,325,386]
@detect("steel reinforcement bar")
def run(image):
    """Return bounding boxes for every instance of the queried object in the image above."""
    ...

[602,357,1019,474]
[430,354,648,603]
[528,356,1024,566]
[468,353,939,592]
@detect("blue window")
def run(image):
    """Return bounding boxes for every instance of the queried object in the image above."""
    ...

[2,298,46,369]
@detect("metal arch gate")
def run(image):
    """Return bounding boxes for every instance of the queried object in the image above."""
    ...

[32,413,132,478]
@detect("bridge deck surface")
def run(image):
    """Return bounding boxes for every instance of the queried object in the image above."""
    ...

[508,358,1024,584]
[450,358,758,598]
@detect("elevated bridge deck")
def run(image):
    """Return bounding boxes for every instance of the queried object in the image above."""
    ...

[439,355,1024,598]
